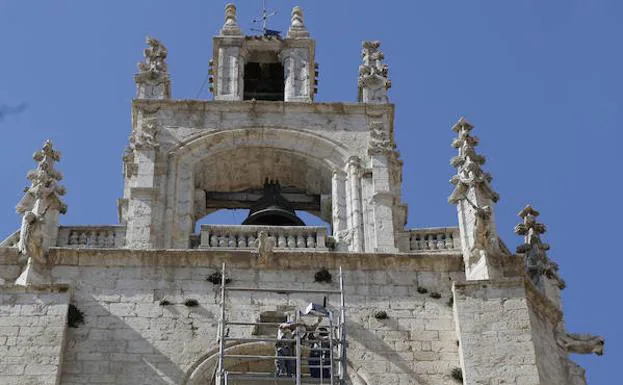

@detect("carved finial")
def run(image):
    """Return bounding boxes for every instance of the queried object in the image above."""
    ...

[287,6,309,38]
[17,140,67,215]
[514,205,565,290]
[448,118,498,204]
[358,41,391,103]
[221,3,242,36]
[137,36,168,76]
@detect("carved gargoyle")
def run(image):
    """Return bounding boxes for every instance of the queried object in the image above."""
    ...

[558,333,604,356]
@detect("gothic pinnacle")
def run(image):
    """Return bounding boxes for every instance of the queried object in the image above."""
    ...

[514,204,565,290]
[448,117,498,204]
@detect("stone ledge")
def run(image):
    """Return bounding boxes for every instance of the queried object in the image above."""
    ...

[43,248,463,271]
[452,276,563,325]
[0,282,71,294]
[133,98,395,115]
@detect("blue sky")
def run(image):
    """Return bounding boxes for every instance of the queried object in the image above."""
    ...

[0,0,620,382]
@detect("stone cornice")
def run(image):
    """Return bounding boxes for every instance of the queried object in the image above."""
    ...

[39,248,463,272]
[132,99,394,116]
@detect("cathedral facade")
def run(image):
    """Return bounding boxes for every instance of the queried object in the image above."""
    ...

[0,4,603,385]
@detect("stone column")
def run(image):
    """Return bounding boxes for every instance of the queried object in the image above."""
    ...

[369,154,398,252]
[215,44,245,101]
[279,48,312,102]
[124,119,159,249]
[346,157,364,252]
[331,169,347,235]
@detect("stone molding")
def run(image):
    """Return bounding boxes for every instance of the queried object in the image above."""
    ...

[41,248,464,272]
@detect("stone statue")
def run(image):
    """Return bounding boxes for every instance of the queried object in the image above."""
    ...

[14,140,67,286]
[470,205,494,263]
[558,333,604,356]
[138,36,168,76]
[254,231,275,265]
[17,211,44,265]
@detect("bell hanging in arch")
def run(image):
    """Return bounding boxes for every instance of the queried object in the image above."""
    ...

[242,179,305,226]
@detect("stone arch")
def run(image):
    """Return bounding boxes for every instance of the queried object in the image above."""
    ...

[163,127,351,248]
[182,342,368,385]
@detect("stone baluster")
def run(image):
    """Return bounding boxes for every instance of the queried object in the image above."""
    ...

[306,234,315,248]
[237,235,247,248]
[296,234,305,248]
[278,233,287,248]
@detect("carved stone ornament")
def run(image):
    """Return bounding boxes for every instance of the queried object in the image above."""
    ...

[221,3,242,36]
[557,332,604,356]
[15,141,67,285]
[468,205,498,264]
[137,36,168,80]
[287,6,309,38]
[514,205,565,290]
[448,117,499,204]
[132,120,159,150]
[368,122,393,153]
[358,41,391,103]
[254,231,275,265]
[124,120,159,177]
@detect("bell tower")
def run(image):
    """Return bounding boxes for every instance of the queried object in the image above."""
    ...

[211,4,316,103]
[119,3,407,252]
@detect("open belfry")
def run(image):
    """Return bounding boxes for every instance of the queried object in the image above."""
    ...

[0,4,604,385]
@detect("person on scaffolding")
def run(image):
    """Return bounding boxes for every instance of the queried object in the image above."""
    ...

[308,326,331,380]
[275,322,296,377]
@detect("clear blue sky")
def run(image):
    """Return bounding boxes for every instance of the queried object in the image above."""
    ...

[0,1,619,382]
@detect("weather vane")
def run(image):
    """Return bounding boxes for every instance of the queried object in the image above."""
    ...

[251,0,280,37]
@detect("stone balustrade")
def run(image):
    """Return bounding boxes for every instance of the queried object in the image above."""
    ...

[408,227,461,252]
[57,226,127,248]
[199,225,328,250]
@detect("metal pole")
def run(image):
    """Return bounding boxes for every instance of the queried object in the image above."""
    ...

[329,312,334,385]
[339,266,346,382]
[217,262,227,385]
[296,311,301,385]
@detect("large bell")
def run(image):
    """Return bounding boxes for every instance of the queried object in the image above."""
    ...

[242,180,305,226]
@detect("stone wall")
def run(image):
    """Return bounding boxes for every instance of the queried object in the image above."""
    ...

[453,278,541,385]
[0,285,70,385]
[43,248,464,385]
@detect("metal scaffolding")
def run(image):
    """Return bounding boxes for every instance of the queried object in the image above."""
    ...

[216,263,347,385]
